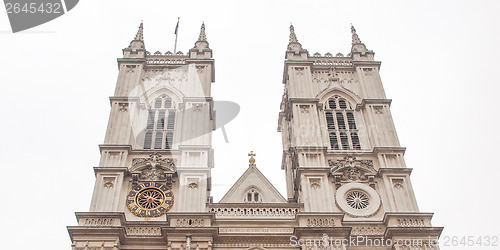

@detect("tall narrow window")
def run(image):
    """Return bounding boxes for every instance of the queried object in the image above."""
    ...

[143,95,176,150]
[154,131,163,149]
[144,131,153,149]
[165,132,174,150]
[340,132,349,150]
[157,111,166,129]
[325,96,361,150]
[146,110,155,129]
[326,112,335,129]
[352,133,361,150]
[330,132,339,150]
[347,112,356,129]
[167,112,176,130]
[336,113,346,129]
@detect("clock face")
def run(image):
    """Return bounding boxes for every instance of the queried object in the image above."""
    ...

[126,182,173,217]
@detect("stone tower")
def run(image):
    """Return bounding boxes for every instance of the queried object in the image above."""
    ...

[68,23,442,250]
[277,24,442,247]
[68,22,216,249]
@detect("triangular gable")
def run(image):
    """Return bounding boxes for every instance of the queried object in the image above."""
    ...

[219,165,286,203]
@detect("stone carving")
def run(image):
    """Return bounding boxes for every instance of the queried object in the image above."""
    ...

[295,67,304,75]
[306,218,335,227]
[103,181,113,188]
[394,182,404,189]
[309,178,321,189]
[373,106,383,115]
[83,218,113,226]
[351,226,385,235]
[189,182,199,189]
[131,153,176,182]
[329,156,376,189]
[329,156,375,181]
[300,105,310,114]
[176,218,205,227]
[397,218,425,227]
[193,103,204,112]
[118,103,128,112]
[209,207,298,218]
[126,227,161,236]
[125,65,136,73]
[196,65,205,74]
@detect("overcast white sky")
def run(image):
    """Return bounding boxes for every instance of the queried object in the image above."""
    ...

[0,0,499,249]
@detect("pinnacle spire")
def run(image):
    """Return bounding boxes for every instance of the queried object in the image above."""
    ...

[289,24,298,43]
[351,23,361,45]
[198,22,207,41]
[134,21,144,41]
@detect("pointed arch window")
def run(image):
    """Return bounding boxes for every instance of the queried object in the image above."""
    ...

[325,96,361,150]
[244,188,262,203]
[143,95,176,150]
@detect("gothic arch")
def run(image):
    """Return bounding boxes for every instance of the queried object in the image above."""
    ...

[143,87,183,109]
[317,86,361,106]
[242,185,263,203]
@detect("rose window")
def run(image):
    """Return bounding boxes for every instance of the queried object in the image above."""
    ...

[346,190,370,209]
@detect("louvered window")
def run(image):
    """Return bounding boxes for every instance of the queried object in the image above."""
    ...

[143,95,176,150]
[326,112,335,129]
[325,97,361,150]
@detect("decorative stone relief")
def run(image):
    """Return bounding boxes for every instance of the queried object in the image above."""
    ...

[125,65,136,73]
[335,182,381,218]
[373,106,383,115]
[189,182,199,189]
[103,177,115,188]
[193,103,204,112]
[196,65,205,74]
[351,226,385,235]
[126,227,161,236]
[397,218,425,227]
[306,218,335,227]
[328,67,339,82]
[329,156,376,188]
[295,67,304,75]
[363,67,374,76]
[131,153,176,182]
[103,181,114,188]
[299,105,310,114]
[394,182,404,189]
[176,218,205,227]
[83,218,114,226]
[209,207,298,218]
[309,178,321,189]
[118,103,128,112]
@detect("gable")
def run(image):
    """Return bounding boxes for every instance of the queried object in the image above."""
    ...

[219,165,286,203]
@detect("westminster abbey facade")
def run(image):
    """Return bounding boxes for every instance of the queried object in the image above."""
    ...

[67,22,442,249]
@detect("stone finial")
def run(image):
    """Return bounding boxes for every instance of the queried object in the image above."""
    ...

[198,22,207,41]
[123,21,146,56]
[248,151,256,166]
[289,24,298,43]
[135,21,144,41]
[190,22,212,58]
[351,23,361,45]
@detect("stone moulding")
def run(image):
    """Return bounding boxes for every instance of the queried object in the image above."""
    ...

[208,203,302,219]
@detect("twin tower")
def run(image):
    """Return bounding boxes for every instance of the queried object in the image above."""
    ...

[68,23,442,249]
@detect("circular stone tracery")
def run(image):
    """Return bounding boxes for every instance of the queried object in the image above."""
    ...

[346,190,370,209]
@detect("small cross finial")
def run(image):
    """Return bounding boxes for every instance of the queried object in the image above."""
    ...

[248,151,256,165]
